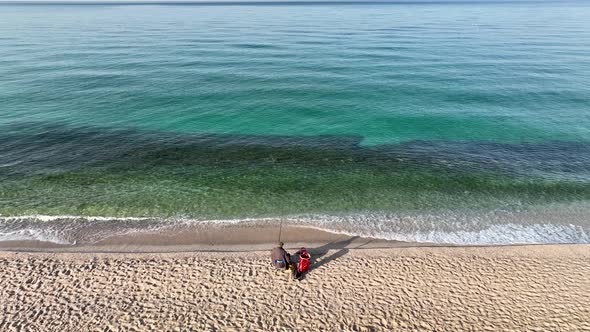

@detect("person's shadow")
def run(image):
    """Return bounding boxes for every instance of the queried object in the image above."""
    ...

[300,236,373,276]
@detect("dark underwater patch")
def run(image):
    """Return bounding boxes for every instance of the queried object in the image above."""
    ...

[2,122,590,179]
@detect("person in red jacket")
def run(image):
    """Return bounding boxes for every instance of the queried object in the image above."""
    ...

[293,247,311,280]
[296,247,310,273]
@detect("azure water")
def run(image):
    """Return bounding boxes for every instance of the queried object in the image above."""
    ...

[1,1,590,244]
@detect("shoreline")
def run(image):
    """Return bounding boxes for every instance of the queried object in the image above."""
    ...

[0,225,420,253]
[1,223,585,253]
[3,204,590,249]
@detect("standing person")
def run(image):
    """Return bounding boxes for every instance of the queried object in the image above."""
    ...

[271,242,291,270]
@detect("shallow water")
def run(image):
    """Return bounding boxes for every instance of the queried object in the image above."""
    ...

[1,1,590,244]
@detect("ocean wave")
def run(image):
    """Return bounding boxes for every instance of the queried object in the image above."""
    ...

[1,208,589,246]
[321,223,590,245]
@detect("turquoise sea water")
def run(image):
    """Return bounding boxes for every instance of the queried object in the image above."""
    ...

[1,1,590,244]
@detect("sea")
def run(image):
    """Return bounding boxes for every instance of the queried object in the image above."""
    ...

[1,0,590,245]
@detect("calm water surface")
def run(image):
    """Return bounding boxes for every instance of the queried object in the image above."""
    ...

[1,1,590,244]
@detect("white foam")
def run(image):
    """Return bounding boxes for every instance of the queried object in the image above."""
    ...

[358,223,590,245]
[0,229,72,245]
[0,215,151,222]
[0,211,589,245]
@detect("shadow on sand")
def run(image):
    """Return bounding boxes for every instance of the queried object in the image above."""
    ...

[293,236,375,279]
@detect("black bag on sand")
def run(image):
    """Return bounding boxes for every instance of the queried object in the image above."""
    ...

[292,267,303,281]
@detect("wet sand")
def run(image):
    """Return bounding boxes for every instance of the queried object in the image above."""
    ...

[0,225,411,252]
[0,229,589,331]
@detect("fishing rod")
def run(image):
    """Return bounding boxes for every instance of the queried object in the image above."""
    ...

[278,218,283,243]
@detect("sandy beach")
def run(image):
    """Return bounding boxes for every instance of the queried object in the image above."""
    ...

[1,229,589,332]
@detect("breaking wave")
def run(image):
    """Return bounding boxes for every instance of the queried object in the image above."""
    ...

[1,205,589,246]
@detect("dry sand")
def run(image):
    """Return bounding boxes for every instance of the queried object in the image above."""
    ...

[1,242,589,331]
